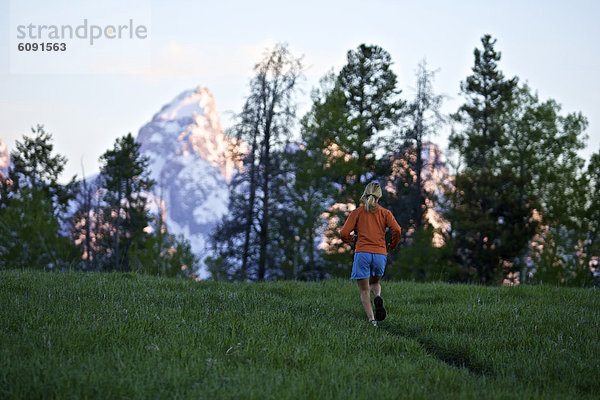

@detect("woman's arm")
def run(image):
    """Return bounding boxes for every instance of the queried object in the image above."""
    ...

[340,209,359,243]
[386,210,402,250]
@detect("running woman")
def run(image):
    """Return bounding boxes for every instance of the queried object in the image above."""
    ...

[340,181,402,327]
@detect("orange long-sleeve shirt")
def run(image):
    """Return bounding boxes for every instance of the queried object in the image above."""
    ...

[340,205,402,255]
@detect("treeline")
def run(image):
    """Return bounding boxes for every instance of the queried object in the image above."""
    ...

[207,35,600,286]
[0,129,197,278]
[1,34,598,286]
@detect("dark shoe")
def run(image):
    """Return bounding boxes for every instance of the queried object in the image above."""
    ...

[374,296,386,321]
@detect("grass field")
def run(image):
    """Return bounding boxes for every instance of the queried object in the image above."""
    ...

[1,270,599,399]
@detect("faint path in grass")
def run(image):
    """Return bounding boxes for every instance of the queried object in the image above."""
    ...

[273,282,493,377]
[266,281,491,377]
[381,324,491,377]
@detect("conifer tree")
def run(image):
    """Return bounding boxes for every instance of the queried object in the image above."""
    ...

[447,35,529,284]
[307,45,405,272]
[0,125,77,269]
[97,133,154,271]
[450,35,518,172]
[333,44,405,204]
[282,73,349,278]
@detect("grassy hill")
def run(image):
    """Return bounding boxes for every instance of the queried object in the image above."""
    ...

[1,270,599,399]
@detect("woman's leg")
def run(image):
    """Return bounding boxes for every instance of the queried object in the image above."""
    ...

[357,278,374,321]
[369,275,381,297]
[369,275,386,321]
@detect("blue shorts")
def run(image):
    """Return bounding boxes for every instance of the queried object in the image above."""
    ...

[350,252,387,280]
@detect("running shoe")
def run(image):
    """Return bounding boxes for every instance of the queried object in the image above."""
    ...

[374,295,386,321]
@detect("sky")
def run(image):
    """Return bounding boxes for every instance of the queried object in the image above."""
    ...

[1,0,599,182]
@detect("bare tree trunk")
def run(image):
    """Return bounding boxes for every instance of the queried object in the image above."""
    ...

[84,183,92,270]
[415,108,424,228]
[242,116,260,275]
[114,185,121,272]
[79,160,93,270]
[258,98,273,281]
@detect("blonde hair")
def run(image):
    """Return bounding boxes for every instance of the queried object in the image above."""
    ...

[361,181,382,213]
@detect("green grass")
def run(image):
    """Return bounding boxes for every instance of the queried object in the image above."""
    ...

[1,271,599,399]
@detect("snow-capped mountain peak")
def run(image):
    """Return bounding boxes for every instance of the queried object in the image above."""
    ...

[136,86,236,278]
[139,86,235,183]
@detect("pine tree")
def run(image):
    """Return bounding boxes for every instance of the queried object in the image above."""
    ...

[0,125,76,212]
[450,35,518,172]
[447,35,531,284]
[130,183,199,279]
[307,45,405,272]
[0,125,77,269]
[97,133,154,271]
[271,139,333,280]
[273,73,351,279]
[334,44,405,203]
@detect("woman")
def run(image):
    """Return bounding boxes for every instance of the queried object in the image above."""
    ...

[340,181,401,327]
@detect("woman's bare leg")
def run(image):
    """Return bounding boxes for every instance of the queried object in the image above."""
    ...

[369,275,381,297]
[357,278,374,321]
[370,275,386,321]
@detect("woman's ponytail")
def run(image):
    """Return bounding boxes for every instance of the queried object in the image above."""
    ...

[365,194,377,212]
[361,181,382,213]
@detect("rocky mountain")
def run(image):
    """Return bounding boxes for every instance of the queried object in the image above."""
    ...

[420,142,451,246]
[0,138,9,178]
[136,86,236,278]
[383,141,450,246]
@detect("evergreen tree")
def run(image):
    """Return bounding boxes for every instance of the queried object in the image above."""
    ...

[445,167,534,283]
[208,167,258,281]
[258,148,308,279]
[97,133,154,271]
[208,44,303,281]
[307,45,404,272]
[131,183,198,278]
[272,139,333,280]
[447,35,532,284]
[450,35,518,172]
[0,125,77,269]
[277,73,351,278]
[334,44,405,203]
[0,125,76,212]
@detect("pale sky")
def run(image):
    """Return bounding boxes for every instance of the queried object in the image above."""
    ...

[1,0,599,181]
